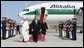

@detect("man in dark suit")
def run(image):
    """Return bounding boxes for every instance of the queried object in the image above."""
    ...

[16,23,20,35]
[2,17,6,40]
[31,16,41,43]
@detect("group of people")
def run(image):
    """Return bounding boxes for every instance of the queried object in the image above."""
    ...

[59,18,77,40]
[20,16,48,43]
[2,16,78,43]
[1,17,20,40]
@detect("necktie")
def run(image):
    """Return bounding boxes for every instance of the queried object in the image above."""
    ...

[35,20,37,25]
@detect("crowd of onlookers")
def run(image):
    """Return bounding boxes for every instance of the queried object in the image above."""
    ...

[59,18,77,40]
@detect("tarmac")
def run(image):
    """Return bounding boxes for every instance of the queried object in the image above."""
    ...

[1,29,83,47]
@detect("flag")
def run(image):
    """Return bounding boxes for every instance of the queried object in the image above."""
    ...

[26,3,28,7]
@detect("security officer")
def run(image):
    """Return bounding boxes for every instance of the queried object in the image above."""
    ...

[9,19,12,37]
[15,22,17,35]
[72,18,77,40]
[59,21,63,37]
[11,20,14,37]
[13,21,16,36]
[6,18,9,38]
[66,20,70,39]
[2,17,6,40]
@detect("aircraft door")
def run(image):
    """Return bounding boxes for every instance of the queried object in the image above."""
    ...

[40,7,45,23]
[35,9,40,15]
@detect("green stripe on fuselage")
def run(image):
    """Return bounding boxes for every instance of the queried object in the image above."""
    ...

[23,9,78,15]
[47,9,74,14]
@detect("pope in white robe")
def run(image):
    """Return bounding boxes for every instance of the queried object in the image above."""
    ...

[20,18,29,42]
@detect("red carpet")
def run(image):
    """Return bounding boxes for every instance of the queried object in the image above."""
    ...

[29,32,44,40]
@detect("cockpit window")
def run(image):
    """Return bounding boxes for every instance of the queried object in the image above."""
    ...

[23,9,29,11]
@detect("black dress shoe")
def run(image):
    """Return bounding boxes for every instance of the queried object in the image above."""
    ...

[2,38,6,40]
[73,39,76,40]
[35,42,37,43]
[34,41,37,43]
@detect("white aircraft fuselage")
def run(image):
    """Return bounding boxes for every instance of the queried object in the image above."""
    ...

[19,2,83,24]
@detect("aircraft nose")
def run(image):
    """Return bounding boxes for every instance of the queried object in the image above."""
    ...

[19,11,27,17]
[19,12,24,16]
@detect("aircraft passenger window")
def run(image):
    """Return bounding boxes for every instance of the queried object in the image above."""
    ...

[23,9,29,11]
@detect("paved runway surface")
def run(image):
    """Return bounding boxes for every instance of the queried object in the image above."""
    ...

[1,30,83,47]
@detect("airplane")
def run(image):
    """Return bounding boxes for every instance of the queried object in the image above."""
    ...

[18,2,83,24]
